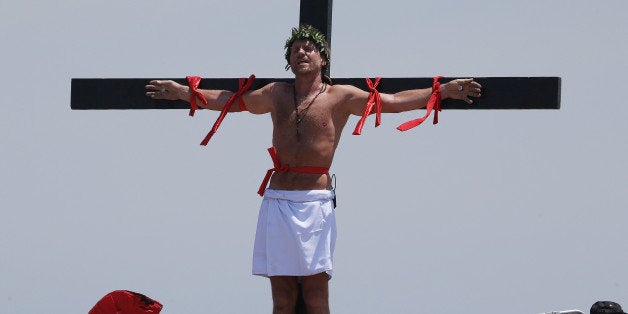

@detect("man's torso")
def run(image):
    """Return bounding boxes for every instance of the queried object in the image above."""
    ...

[267,82,351,190]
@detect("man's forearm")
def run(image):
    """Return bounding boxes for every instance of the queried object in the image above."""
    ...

[382,88,433,113]
[180,86,241,112]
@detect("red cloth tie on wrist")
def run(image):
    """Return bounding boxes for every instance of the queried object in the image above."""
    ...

[186,76,208,117]
[397,76,443,131]
[200,74,255,145]
[353,77,382,135]
[258,146,330,196]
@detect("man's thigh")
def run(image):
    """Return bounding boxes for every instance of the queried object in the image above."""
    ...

[300,272,329,296]
[270,276,299,297]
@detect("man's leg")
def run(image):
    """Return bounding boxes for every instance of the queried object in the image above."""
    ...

[300,272,330,314]
[270,276,299,314]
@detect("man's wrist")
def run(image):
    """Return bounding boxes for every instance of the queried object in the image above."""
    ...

[439,82,450,100]
[179,85,191,102]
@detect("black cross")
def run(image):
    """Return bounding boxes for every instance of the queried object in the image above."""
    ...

[71,0,561,111]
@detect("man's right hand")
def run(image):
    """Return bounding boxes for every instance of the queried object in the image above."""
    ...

[145,80,189,101]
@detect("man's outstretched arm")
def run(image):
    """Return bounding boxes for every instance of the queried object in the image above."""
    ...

[342,78,482,116]
[145,80,274,114]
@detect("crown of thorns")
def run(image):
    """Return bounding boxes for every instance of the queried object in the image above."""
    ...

[284,25,330,71]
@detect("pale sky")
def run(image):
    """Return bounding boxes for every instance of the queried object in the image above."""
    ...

[1,0,627,313]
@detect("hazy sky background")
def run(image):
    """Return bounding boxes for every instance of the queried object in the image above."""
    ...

[1,0,627,313]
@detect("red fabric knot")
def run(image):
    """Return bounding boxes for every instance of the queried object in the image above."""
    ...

[352,77,382,135]
[186,76,208,117]
[396,76,443,131]
[258,147,329,196]
[200,74,255,146]
[269,146,289,172]
[236,77,249,111]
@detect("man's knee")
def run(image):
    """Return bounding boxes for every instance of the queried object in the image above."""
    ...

[302,286,329,309]
[301,273,330,310]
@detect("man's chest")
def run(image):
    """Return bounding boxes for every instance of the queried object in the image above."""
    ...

[272,94,339,132]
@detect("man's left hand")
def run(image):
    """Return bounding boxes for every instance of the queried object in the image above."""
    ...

[441,78,482,104]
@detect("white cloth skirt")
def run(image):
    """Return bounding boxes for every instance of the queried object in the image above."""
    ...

[252,189,336,278]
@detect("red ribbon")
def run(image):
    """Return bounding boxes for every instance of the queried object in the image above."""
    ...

[397,76,443,131]
[353,77,382,135]
[186,76,208,117]
[200,74,255,145]
[258,146,329,196]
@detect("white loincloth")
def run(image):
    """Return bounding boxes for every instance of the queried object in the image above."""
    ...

[252,189,336,278]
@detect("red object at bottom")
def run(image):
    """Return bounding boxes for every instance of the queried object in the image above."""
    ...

[89,290,162,314]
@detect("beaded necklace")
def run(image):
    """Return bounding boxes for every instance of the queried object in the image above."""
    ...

[293,83,326,141]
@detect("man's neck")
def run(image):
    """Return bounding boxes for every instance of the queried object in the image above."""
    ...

[294,73,324,97]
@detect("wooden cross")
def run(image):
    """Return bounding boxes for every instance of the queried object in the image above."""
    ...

[71,0,561,111]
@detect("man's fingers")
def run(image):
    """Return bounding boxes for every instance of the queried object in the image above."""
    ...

[453,78,480,104]
[461,79,482,98]
[146,83,165,98]
[458,78,474,84]
[146,80,170,90]
[460,79,482,89]
[146,81,167,99]
[469,83,482,91]
[145,80,179,100]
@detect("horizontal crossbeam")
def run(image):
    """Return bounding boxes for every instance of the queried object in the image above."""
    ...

[71,77,561,110]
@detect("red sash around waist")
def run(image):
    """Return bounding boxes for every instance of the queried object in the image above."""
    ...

[258,146,330,196]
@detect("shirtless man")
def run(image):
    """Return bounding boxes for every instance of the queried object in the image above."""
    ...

[146,25,481,314]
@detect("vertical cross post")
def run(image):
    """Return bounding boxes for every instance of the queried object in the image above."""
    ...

[299,0,333,77]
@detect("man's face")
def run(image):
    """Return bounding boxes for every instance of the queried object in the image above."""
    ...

[289,40,327,75]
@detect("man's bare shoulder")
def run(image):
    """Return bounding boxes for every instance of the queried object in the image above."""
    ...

[328,83,370,102]
[326,83,370,116]
[246,82,290,114]
[328,83,358,92]
[328,83,368,98]
[265,81,291,95]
